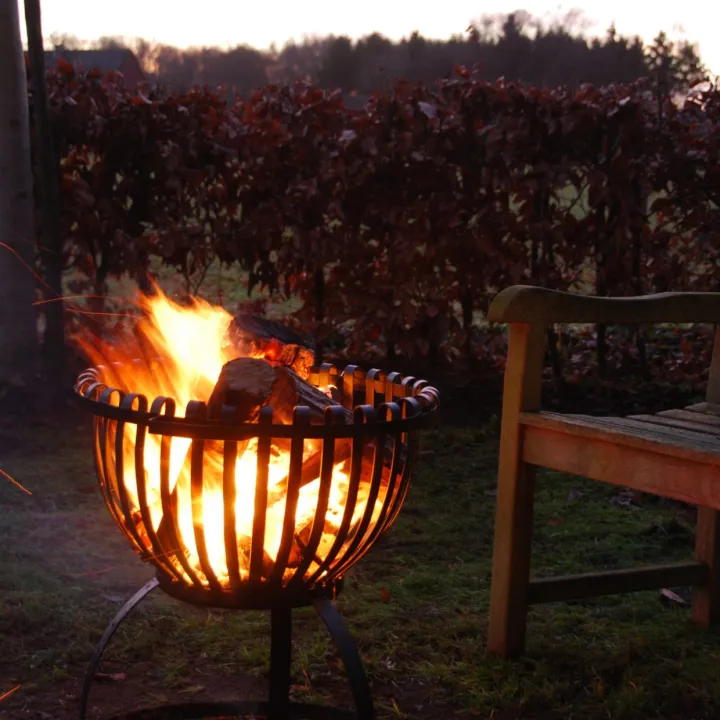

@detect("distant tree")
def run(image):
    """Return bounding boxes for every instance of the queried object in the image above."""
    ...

[646,31,676,96]
[154,44,198,89]
[47,31,84,49]
[92,35,126,49]
[675,39,707,88]
[354,33,396,90]
[405,31,429,83]
[194,45,270,98]
[495,12,534,82]
[317,36,357,91]
[270,39,328,84]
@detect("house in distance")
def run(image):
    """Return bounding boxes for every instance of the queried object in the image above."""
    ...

[43,46,145,88]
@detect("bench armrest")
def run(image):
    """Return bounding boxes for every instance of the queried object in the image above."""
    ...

[488,286,720,325]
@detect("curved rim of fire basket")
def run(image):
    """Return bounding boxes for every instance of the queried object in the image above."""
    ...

[74,363,440,441]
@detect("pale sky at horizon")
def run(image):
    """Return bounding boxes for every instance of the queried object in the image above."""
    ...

[20,1,720,77]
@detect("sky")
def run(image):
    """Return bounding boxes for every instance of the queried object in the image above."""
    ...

[21,0,720,77]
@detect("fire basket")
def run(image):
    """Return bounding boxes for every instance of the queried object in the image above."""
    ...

[75,360,439,720]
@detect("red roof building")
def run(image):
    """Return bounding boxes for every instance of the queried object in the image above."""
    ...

[44,47,146,88]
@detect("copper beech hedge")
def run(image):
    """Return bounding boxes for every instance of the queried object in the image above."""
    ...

[31,61,720,380]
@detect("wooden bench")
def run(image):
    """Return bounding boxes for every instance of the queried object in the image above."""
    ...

[486,285,720,658]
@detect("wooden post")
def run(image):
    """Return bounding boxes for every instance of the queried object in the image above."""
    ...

[0,0,40,400]
[693,328,720,626]
[487,322,545,657]
[24,0,66,401]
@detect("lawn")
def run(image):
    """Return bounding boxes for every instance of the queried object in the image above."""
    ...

[1,418,719,719]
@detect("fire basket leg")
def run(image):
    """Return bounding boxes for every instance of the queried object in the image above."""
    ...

[313,595,375,720]
[268,605,293,720]
[79,577,160,720]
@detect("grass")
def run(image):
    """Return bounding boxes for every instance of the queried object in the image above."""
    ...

[1,419,719,719]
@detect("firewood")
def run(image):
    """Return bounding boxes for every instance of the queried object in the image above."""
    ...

[207,357,280,421]
[207,357,349,425]
[224,313,315,379]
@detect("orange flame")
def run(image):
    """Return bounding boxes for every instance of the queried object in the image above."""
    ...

[75,289,384,586]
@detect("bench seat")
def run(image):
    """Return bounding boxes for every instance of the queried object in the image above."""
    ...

[520,404,720,511]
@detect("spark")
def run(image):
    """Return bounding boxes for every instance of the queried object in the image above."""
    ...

[0,468,32,496]
[0,685,21,702]
[65,310,131,317]
[0,243,134,323]
[0,241,55,296]
[32,294,134,307]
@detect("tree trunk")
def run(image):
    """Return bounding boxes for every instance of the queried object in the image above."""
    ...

[0,0,40,405]
[25,0,66,401]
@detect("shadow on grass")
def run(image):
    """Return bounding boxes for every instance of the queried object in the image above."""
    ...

[0,420,719,719]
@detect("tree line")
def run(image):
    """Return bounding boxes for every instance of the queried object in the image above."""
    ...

[48,10,708,99]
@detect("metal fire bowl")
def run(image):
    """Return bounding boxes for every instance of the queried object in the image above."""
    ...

[75,362,440,610]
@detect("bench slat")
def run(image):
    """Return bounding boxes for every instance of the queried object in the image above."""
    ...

[657,409,720,428]
[686,402,720,417]
[521,411,720,464]
[628,413,720,436]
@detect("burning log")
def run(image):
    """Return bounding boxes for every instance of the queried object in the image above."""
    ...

[207,357,343,425]
[224,313,315,379]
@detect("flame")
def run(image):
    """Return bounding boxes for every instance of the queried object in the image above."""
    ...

[75,289,386,587]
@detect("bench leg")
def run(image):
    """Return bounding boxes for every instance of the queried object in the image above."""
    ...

[692,507,720,627]
[488,322,544,658]
[487,455,536,658]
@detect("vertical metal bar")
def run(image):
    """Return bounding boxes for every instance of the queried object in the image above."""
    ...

[98,390,120,500]
[267,606,293,720]
[385,372,402,403]
[365,369,384,406]
[399,377,417,445]
[97,389,129,539]
[331,424,386,578]
[341,365,359,409]
[269,408,310,584]
[386,398,421,529]
[361,402,404,544]
[159,433,201,585]
[188,401,220,589]
[223,440,240,588]
[250,408,273,583]
[115,396,150,556]
[96,415,124,532]
[97,387,150,561]
[308,406,367,583]
[139,398,184,581]
[288,407,344,586]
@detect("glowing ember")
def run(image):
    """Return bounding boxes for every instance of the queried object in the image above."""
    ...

[75,289,385,587]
